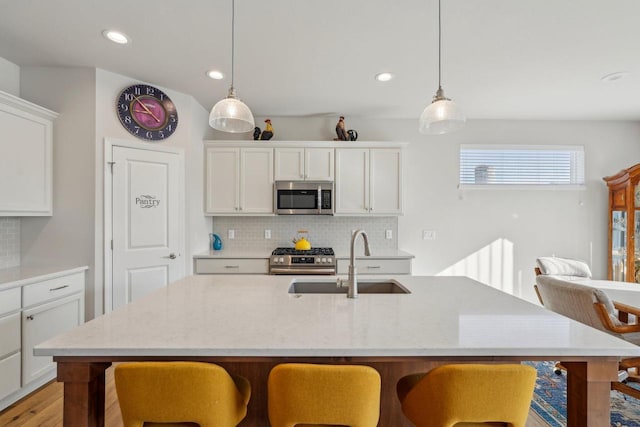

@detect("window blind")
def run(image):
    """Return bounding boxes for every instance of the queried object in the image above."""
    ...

[459,145,585,188]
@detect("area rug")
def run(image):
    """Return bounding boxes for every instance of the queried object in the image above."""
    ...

[525,361,640,427]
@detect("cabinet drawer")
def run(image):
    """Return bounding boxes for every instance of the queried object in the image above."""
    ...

[0,313,20,358]
[23,272,84,308]
[0,287,21,316]
[195,259,269,274]
[337,259,412,275]
[0,352,21,401]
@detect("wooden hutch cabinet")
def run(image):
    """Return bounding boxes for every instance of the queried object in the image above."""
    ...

[603,164,640,283]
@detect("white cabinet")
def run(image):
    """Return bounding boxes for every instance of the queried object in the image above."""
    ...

[21,270,84,386]
[274,148,334,181]
[205,146,274,215]
[335,148,402,215]
[0,288,21,401]
[194,258,269,274]
[0,90,57,216]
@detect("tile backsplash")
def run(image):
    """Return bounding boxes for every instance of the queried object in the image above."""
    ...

[0,217,20,268]
[211,216,397,253]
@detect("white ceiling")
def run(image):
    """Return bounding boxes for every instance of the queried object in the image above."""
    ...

[1,0,639,121]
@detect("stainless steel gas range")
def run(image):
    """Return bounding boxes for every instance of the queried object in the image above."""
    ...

[269,247,336,275]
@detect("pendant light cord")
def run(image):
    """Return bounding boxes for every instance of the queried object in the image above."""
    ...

[231,0,236,90]
[438,0,442,89]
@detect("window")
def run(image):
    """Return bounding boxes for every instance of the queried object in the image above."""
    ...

[459,145,585,189]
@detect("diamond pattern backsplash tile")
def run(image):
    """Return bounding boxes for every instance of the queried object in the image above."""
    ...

[211,216,398,253]
[0,217,20,268]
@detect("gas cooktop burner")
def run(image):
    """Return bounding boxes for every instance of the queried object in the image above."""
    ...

[271,247,335,256]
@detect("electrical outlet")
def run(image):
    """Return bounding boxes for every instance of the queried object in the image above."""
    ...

[264,229,271,239]
[385,229,393,240]
[228,229,235,240]
[422,230,436,240]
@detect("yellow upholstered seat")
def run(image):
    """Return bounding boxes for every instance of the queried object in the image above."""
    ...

[268,363,381,427]
[114,361,251,427]
[397,364,536,427]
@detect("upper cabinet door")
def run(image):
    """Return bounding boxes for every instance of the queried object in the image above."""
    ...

[274,148,304,180]
[0,92,57,216]
[205,147,240,214]
[370,148,403,215]
[335,148,369,214]
[305,148,334,181]
[240,148,274,213]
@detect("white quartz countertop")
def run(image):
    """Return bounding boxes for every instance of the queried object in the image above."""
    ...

[0,265,89,292]
[193,249,414,259]
[36,274,640,359]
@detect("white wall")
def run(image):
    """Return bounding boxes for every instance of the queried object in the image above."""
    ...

[0,57,20,96]
[19,67,97,315]
[239,116,640,303]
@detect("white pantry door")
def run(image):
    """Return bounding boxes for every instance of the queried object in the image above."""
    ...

[111,146,183,310]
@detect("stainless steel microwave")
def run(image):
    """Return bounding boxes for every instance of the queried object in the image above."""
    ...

[274,181,334,215]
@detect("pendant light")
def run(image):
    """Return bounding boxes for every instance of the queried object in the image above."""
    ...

[419,0,465,135]
[209,0,255,133]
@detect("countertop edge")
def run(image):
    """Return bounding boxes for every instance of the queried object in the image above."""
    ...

[0,265,89,291]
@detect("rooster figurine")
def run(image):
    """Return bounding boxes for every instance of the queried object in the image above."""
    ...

[260,119,274,140]
[335,116,348,141]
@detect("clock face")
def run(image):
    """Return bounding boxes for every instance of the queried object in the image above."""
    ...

[116,84,178,141]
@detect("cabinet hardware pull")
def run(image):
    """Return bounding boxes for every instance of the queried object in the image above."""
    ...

[26,315,34,320]
[50,285,69,291]
[225,265,240,268]
[366,265,381,269]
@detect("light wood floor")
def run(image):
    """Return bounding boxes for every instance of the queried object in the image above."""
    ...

[0,366,549,427]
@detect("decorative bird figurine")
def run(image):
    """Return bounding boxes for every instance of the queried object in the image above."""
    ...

[335,116,348,141]
[260,119,274,140]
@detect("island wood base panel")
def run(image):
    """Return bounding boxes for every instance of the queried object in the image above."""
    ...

[55,357,617,427]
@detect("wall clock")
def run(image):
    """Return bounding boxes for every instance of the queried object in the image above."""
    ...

[116,84,178,141]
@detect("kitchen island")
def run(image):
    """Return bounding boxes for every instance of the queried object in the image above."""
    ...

[37,274,640,427]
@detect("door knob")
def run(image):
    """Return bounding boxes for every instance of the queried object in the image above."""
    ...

[168,253,177,259]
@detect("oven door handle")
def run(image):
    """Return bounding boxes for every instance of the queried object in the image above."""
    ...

[270,267,336,275]
[317,185,322,214]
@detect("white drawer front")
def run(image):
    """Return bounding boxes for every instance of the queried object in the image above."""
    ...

[0,313,20,358]
[337,259,411,275]
[23,272,84,308]
[0,352,21,401]
[195,259,269,274]
[0,287,20,316]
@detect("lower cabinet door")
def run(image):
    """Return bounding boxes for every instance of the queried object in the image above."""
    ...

[22,293,84,385]
[0,352,20,401]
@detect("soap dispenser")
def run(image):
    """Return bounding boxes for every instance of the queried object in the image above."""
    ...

[209,233,222,251]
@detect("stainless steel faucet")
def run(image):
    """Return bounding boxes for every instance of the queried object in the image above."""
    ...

[347,229,371,298]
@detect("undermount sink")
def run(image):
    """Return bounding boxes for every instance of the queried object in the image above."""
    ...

[288,279,410,294]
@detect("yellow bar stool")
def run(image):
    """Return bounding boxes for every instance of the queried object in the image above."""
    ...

[397,364,537,427]
[114,361,251,427]
[268,363,381,427]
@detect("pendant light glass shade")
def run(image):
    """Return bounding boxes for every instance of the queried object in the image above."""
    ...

[209,87,255,133]
[419,0,465,135]
[419,87,466,135]
[209,0,255,133]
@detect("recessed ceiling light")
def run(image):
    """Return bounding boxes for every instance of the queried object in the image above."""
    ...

[102,30,130,45]
[601,71,629,82]
[375,72,394,82]
[206,70,224,80]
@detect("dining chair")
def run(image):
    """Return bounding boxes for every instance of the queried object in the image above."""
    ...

[114,361,251,427]
[397,364,537,427]
[268,363,381,427]
[534,275,640,399]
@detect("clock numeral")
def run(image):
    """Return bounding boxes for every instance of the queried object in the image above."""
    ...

[159,93,165,101]
[134,87,141,96]
[146,87,155,96]
[158,131,165,138]
[146,131,153,139]
[134,126,140,134]
[124,116,132,124]
[120,103,129,111]
[170,115,177,123]
[123,93,134,102]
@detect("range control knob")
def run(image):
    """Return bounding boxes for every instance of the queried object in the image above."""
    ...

[278,257,284,263]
